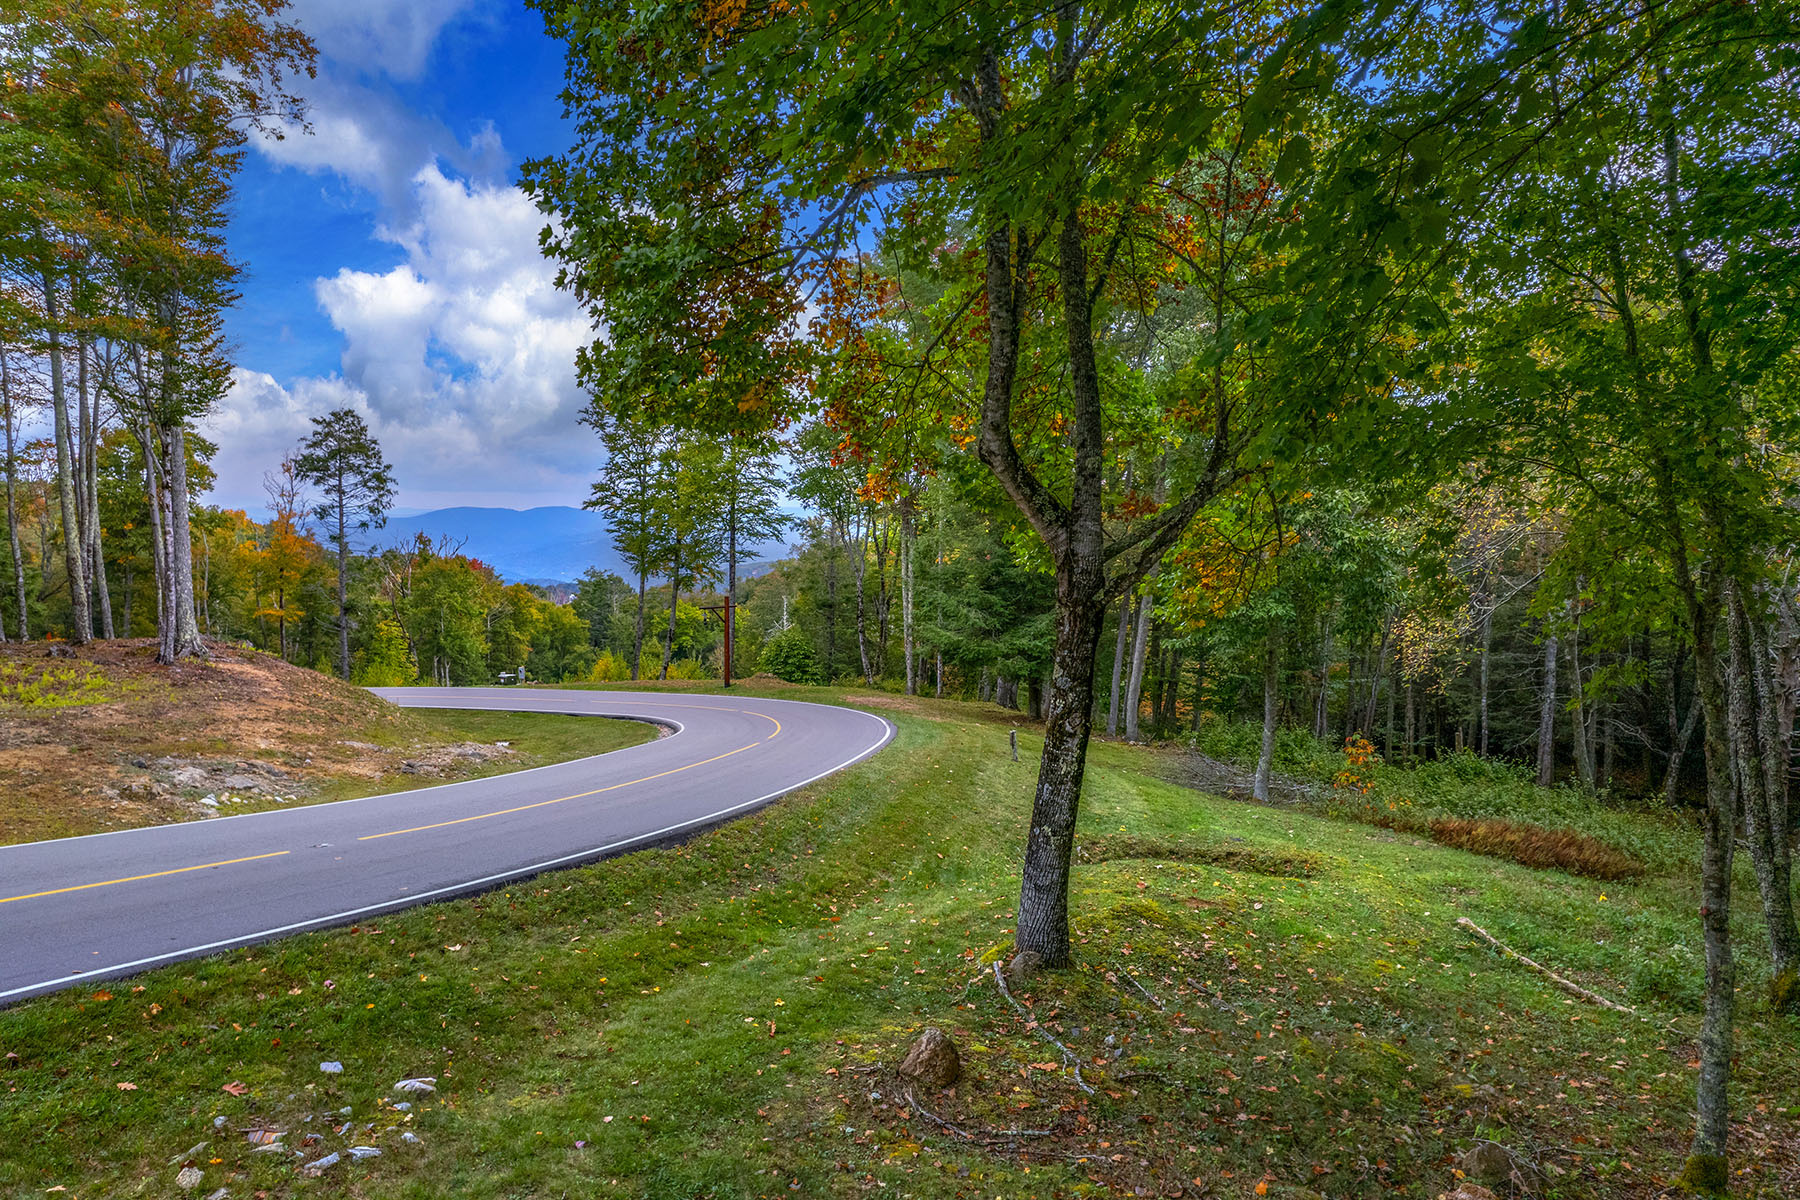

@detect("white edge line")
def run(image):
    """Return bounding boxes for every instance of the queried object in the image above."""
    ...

[0,709,897,1002]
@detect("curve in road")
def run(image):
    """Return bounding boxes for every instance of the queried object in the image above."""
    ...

[0,688,893,1005]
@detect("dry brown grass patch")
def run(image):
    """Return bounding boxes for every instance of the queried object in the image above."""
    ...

[1427,816,1647,880]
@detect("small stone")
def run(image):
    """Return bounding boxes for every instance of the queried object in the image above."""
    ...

[1437,1187,1497,1200]
[204,1189,230,1200]
[897,1027,960,1089]
[393,1076,436,1093]
[1457,1142,1512,1183]
[319,1061,343,1074]
[347,1146,381,1161]
[401,1131,422,1145]
[175,1166,203,1190]
[392,1102,411,1112]
[222,774,263,791]
[1005,950,1044,986]
[301,1152,340,1177]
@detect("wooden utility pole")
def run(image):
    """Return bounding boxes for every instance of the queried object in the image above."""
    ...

[700,594,735,687]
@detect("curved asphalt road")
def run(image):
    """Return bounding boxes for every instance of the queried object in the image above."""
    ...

[0,688,893,1005]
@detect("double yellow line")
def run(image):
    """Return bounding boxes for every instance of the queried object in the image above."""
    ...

[0,704,783,906]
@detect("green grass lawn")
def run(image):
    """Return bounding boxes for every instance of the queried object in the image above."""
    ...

[1,687,1794,1198]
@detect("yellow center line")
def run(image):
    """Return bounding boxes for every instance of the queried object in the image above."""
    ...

[0,851,291,906]
[357,739,767,841]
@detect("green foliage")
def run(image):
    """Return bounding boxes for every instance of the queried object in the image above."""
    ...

[0,660,132,708]
[352,617,414,687]
[756,624,823,685]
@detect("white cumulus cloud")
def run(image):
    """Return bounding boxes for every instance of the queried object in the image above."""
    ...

[206,165,596,513]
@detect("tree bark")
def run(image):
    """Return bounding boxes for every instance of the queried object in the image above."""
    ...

[853,514,873,685]
[1570,603,1596,787]
[1254,631,1280,802]
[1536,631,1559,786]
[1123,592,1152,742]
[45,279,91,644]
[1686,618,1736,1182]
[1107,592,1130,736]
[157,422,206,661]
[1,348,25,640]
[1312,619,1333,739]
[661,534,680,680]
[901,497,916,695]
[1477,606,1493,755]
[334,484,350,677]
[1726,585,1800,1001]
[631,569,646,680]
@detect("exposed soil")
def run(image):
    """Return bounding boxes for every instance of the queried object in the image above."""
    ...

[0,639,512,845]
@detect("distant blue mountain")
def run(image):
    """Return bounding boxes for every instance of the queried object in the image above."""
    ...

[360,506,790,586]
[361,506,626,585]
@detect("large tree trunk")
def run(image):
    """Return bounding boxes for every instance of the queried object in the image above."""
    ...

[1013,579,1105,968]
[1535,631,1559,785]
[1,349,25,640]
[1123,592,1152,742]
[156,422,206,661]
[1106,593,1130,736]
[45,279,91,644]
[1254,631,1280,802]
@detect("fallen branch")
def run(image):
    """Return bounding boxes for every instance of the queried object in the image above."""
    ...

[1456,917,1635,1013]
[1110,964,1166,1011]
[904,1087,1053,1142]
[993,961,1096,1094]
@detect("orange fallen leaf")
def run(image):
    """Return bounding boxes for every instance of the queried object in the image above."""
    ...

[115,1082,137,1091]
[91,990,112,1001]
[222,1081,248,1096]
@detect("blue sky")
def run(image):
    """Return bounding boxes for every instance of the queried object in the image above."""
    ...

[205,0,597,514]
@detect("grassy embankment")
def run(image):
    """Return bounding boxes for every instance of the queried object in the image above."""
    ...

[1,682,1795,1198]
[0,641,653,844]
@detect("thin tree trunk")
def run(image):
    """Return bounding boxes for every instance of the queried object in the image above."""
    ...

[823,519,838,678]
[1123,592,1152,742]
[1254,632,1280,802]
[1404,679,1415,757]
[45,279,91,643]
[82,345,112,638]
[1478,606,1493,755]
[1570,604,1596,787]
[1727,586,1800,1003]
[901,499,916,695]
[1107,592,1130,736]
[1,348,25,640]
[1536,631,1559,786]
[1664,697,1701,805]
[1313,619,1333,739]
[1686,624,1736,1185]
[853,516,873,685]
[661,538,680,680]
[334,488,350,677]
[631,569,646,680]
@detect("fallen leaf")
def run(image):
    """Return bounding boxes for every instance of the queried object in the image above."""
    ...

[222,1081,248,1096]
[116,1082,137,1090]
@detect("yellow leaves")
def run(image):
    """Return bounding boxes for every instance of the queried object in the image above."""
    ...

[115,1081,137,1090]
[90,989,112,1001]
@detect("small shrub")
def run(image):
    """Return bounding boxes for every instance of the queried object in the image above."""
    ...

[666,657,712,681]
[0,661,129,708]
[1427,816,1647,880]
[586,651,633,682]
[757,625,823,685]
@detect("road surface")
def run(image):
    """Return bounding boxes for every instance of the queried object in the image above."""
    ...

[0,688,893,1004]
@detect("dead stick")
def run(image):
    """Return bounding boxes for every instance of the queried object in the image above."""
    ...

[1456,917,1635,1013]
